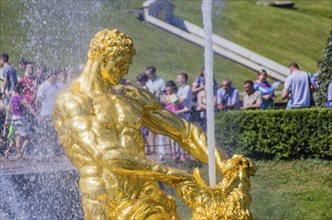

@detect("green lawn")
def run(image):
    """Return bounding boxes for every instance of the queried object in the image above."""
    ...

[163,159,332,219]
[251,160,331,220]
[172,0,331,73]
[1,0,330,91]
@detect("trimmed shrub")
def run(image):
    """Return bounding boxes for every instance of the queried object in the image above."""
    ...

[215,108,332,160]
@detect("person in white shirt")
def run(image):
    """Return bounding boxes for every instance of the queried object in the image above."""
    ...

[174,72,192,161]
[145,66,165,100]
[175,72,192,120]
[145,66,165,156]
[36,70,62,117]
[35,70,63,157]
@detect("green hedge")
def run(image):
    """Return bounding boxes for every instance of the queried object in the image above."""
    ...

[215,108,332,160]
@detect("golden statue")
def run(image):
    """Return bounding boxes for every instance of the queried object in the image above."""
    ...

[53,29,256,220]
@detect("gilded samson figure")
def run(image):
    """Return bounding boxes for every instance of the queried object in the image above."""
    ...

[53,29,255,220]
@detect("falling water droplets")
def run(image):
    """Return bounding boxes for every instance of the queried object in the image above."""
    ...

[0,0,121,218]
[4,0,116,69]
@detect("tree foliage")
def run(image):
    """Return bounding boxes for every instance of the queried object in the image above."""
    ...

[316,31,332,106]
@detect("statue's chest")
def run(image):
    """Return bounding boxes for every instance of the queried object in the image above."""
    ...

[92,94,143,128]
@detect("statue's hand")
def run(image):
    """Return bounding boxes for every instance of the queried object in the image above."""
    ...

[218,155,257,178]
[193,168,208,188]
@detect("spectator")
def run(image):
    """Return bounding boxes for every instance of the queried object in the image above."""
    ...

[161,80,182,112]
[20,62,37,106]
[2,83,40,159]
[19,62,39,152]
[241,80,262,110]
[311,61,322,87]
[35,64,47,87]
[145,65,165,155]
[191,67,206,101]
[175,72,192,120]
[36,69,62,119]
[145,65,165,99]
[0,53,18,98]
[136,73,150,155]
[35,69,63,157]
[175,72,192,161]
[18,57,27,74]
[136,73,149,90]
[191,66,218,104]
[159,80,180,161]
[254,69,275,109]
[217,79,240,111]
[282,62,316,109]
[196,87,217,131]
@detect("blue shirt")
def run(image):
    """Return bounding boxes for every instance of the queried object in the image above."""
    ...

[216,87,240,110]
[193,76,218,94]
[2,65,18,92]
[283,70,310,108]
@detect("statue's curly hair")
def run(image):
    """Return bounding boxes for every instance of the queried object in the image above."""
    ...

[88,29,136,63]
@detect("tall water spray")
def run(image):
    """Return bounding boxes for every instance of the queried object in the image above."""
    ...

[202,0,216,187]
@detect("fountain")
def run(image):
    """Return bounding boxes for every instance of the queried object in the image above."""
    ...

[1,1,255,219]
[0,159,83,219]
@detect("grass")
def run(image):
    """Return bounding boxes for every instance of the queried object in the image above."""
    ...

[162,159,332,219]
[1,0,330,91]
[251,159,331,220]
[172,0,331,73]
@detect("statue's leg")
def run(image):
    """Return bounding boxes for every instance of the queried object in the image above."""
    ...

[79,166,108,220]
[110,195,180,220]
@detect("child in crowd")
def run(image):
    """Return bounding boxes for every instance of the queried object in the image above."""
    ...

[3,83,40,159]
[159,80,184,161]
[160,81,183,112]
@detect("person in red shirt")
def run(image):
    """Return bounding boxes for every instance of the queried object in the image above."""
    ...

[19,62,39,153]
[19,62,38,106]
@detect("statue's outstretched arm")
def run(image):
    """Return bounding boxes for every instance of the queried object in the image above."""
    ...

[100,148,195,187]
[142,103,228,173]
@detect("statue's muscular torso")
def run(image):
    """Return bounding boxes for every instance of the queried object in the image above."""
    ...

[54,84,164,202]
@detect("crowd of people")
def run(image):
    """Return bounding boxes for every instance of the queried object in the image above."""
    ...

[0,52,331,162]
[130,62,331,162]
[0,53,78,160]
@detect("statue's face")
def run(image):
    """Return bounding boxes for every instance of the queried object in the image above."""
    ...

[101,52,132,85]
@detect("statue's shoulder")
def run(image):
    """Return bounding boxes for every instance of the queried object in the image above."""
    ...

[56,83,92,109]
[122,85,160,107]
